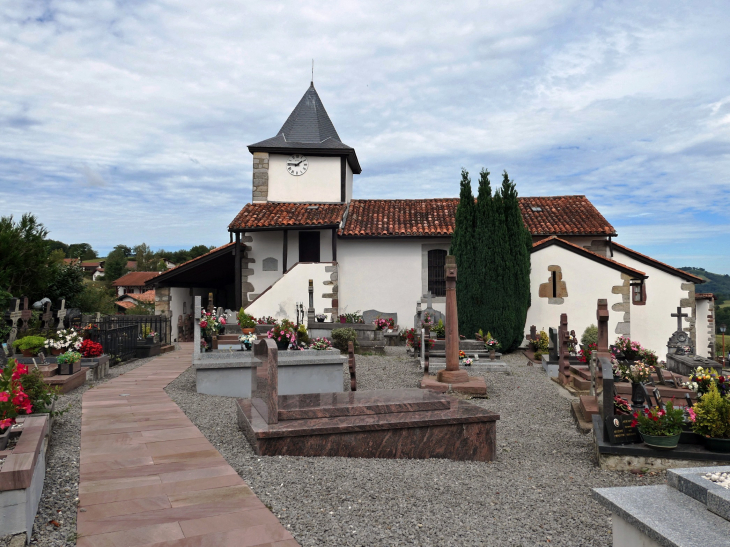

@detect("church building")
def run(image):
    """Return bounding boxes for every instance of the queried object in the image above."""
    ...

[153,83,715,358]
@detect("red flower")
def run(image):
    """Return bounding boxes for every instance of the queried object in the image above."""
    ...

[11,364,29,381]
[630,420,638,427]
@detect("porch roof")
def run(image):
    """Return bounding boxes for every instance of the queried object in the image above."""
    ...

[228,202,346,232]
[152,242,237,288]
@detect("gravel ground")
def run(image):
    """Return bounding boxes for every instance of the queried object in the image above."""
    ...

[165,348,666,547]
[0,355,160,547]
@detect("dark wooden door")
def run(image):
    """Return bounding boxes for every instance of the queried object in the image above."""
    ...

[299,231,321,263]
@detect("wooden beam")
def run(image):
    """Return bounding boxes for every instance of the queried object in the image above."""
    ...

[234,232,242,310]
[283,229,288,272]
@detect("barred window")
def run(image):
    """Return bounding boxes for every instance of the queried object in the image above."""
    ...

[427,249,447,297]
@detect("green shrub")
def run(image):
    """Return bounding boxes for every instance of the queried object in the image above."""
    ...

[534,351,543,360]
[581,325,598,348]
[237,308,256,329]
[12,335,46,354]
[692,385,730,439]
[19,367,60,414]
[331,328,358,352]
[432,319,445,339]
[296,324,310,345]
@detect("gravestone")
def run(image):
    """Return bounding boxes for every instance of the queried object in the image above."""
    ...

[5,298,24,356]
[526,325,538,347]
[667,306,693,356]
[39,301,54,332]
[363,310,398,326]
[548,327,559,361]
[262,257,278,271]
[253,338,278,425]
[54,299,67,331]
[558,314,571,385]
[348,341,357,391]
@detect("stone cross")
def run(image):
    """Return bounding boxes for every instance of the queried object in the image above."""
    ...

[5,298,23,355]
[526,325,538,346]
[348,341,357,391]
[436,255,468,384]
[54,299,67,331]
[40,300,54,332]
[671,307,689,332]
[426,291,433,310]
[207,293,214,314]
[194,296,202,357]
[558,313,571,385]
[18,297,32,334]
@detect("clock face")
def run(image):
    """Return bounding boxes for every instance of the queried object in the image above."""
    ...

[286,154,308,176]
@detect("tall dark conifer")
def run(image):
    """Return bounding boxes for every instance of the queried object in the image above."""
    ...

[450,169,476,336]
[474,168,493,337]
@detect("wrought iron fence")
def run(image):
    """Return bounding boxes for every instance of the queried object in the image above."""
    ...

[95,325,137,363]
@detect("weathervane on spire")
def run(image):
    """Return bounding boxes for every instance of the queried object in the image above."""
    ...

[311,59,314,85]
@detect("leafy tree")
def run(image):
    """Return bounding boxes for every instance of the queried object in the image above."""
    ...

[49,249,67,264]
[46,262,85,308]
[67,243,97,261]
[47,239,68,255]
[450,168,477,337]
[0,213,51,300]
[133,243,157,271]
[156,259,169,272]
[189,244,214,259]
[75,282,117,314]
[104,244,131,283]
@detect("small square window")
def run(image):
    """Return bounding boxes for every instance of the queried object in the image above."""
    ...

[631,282,646,305]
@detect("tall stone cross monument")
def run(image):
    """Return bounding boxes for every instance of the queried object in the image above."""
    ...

[436,256,469,384]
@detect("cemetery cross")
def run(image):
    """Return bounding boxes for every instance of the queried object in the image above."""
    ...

[671,307,689,332]
[54,299,67,331]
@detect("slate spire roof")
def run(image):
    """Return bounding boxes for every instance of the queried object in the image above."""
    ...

[248,83,361,173]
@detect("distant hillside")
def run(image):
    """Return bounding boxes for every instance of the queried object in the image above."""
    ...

[681,267,730,300]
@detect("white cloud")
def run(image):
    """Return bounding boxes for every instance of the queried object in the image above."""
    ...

[0,0,728,271]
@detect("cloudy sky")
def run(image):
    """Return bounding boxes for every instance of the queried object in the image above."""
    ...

[1,1,729,273]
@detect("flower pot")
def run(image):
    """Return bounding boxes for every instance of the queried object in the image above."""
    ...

[631,382,645,409]
[705,437,730,453]
[639,430,681,450]
[51,348,62,356]
[489,349,496,361]
[316,318,325,323]
[340,317,346,323]
[275,339,289,351]
[22,349,35,357]
[242,328,255,335]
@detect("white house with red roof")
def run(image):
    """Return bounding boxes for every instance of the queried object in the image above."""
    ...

[153,83,714,357]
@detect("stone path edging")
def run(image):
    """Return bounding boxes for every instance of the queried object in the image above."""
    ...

[77,343,297,547]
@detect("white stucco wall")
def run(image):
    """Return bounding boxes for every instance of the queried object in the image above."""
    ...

[337,238,449,329]
[345,162,353,202]
[248,230,335,295]
[695,298,713,358]
[525,245,626,346]
[267,154,342,202]
[612,248,693,357]
[245,262,332,321]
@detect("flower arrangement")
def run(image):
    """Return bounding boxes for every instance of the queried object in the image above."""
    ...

[239,333,257,350]
[485,333,500,352]
[683,366,730,397]
[373,318,390,331]
[199,309,224,337]
[631,400,685,437]
[421,312,434,327]
[200,339,208,352]
[612,359,630,381]
[315,314,327,322]
[578,342,597,364]
[310,337,333,350]
[462,357,474,367]
[267,319,297,347]
[237,308,257,329]
[57,351,82,365]
[402,328,434,349]
[459,350,466,359]
[432,319,445,338]
[45,329,83,353]
[79,339,103,358]
[0,360,33,430]
[613,395,632,414]
[613,336,643,361]
[256,316,277,325]
[342,312,364,324]
[627,362,653,384]
[145,330,158,339]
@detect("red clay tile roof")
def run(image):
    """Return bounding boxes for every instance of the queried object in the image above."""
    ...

[341,199,457,237]
[114,300,136,309]
[532,236,647,278]
[610,242,704,283]
[111,271,160,287]
[125,290,155,303]
[229,203,347,231]
[519,196,616,236]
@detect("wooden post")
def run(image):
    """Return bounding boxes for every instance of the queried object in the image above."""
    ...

[234,232,242,311]
[282,230,288,272]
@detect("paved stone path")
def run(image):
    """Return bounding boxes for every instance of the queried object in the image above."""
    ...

[76,344,297,547]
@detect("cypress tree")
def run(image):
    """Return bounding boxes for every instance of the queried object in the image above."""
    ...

[499,171,532,351]
[474,168,495,337]
[450,169,476,337]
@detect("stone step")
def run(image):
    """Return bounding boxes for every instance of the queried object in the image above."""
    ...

[37,364,58,378]
[43,368,86,394]
[569,364,592,381]
[614,382,697,404]
[573,376,591,391]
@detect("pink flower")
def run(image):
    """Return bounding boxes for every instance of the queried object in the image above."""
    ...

[200,320,208,328]
[220,318,227,325]
[0,418,13,430]
[0,391,8,402]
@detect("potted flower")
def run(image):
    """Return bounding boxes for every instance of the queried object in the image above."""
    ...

[462,357,474,367]
[691,384,730,452]
[200,339,208,353]
[613,395,632,415]
[310,337,333,350]
[373,318,390,331]
[44,333,65,356]
[12,335,46,357]
[627,362,653,408]
[80,339,104,359]
[683,367,730,397]
[315,314,326,323]
[432,319,445,339]
[339,314,347,324]
[268,319,297,351]
[56,351,82,375]
[484,333,500,360]
[0,359,34,450]
[237,308,257,334]
[257,316,276,326]
[631,400,685,449]
[239,333,257,351]
[613,336,643,362]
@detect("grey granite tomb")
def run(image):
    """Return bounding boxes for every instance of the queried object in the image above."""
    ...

[593,466,730,547]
